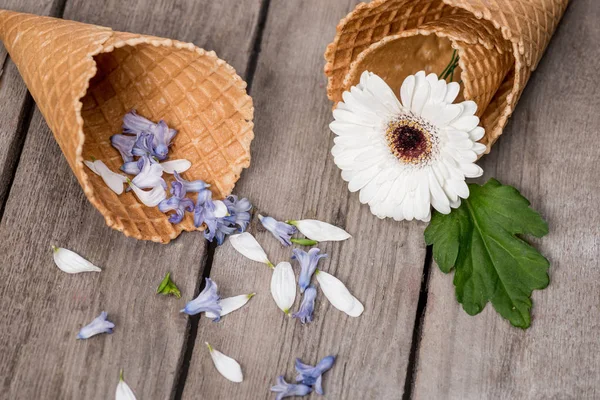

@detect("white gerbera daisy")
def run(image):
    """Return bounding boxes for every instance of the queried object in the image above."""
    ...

[330,71,486,222]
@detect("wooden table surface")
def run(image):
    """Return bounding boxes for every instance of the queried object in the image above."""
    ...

[0,0,598,399]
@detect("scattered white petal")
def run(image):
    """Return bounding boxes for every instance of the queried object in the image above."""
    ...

[315,270,363,317]
[52,245,101,274]
[205,293,255,320]
[213,200,229,218]
[229,232,273,267]
[115,371,137,400]
[270,262,296,314]
[160,159,191,174]
[128,181,166,207]
[288,219,351,242]
[85,160,127,195]
[206,342,243,383]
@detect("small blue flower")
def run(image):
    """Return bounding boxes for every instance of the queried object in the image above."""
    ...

[123,110,177,144]
[76,311,115,339]
[174,171,210,193]
[224,195,252,232]
[292,248,327,293]
[158,186,194,224]
[258,214,297,246]
[110,134,136,163]
[270,376,312,400]
[295,355,336,395]
[293,285,317,324]
[152,120,175,160]
[181,278,222,319]
[132,132,163,159]
[209,215,238,245]
[121,160,142,175]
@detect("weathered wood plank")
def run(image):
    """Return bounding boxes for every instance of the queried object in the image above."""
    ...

[0,0,262,398]
[0,0,64,213]
[413,1,600,399]
[182,1,428,399]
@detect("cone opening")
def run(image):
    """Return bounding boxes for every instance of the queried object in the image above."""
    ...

[78,41,253,242]
[345,33,464,102]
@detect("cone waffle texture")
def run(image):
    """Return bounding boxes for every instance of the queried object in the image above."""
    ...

[0,10,254,243]
[324,0,568,153]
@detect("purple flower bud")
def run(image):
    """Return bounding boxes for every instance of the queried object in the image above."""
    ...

[76,311,115,339]
[181,278,222,319]
[293,285,317,324]
[295,355,336,395]
[174,171,210,193]
[258,214,296,246]
[271,376,312,400]
[224,195,252,232]
[292,248,327,293]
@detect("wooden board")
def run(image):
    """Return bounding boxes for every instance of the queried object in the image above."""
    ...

[0,0,64,214]
[0,0,262,398]
[412,1,600,398]
[181,1,429,399]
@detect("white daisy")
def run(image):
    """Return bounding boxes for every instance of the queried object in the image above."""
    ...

[330,71,486,222]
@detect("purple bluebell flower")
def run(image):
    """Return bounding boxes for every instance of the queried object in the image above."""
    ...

[152,120,174,160]
[209,215,238,245]
[181,278,222,319]
[132,132,164,160]
[270,376,312,400]
[123,110,177,143]
[293,285,317,324]
[295,355,336,395]
[174,171,210,193]
[111,134,136,163]
[194,190,229,240]
[258,214,297,246]
[121,160,141,175]
[132,156,166,190]
[223,195,252,232]
[292,248,327,293]
[76,311,115,339]
[158,183,195,224]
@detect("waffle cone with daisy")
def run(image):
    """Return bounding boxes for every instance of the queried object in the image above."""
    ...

[0,10,254,243]
[325,0,567,222]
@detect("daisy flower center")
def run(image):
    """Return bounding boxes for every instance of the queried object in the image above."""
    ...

[385,116,438,166]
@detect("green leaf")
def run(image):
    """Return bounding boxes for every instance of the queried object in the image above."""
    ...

[156,272,181,298]
[424,178,549,329]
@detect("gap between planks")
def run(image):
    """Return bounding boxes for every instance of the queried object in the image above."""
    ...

[172,0,273,398]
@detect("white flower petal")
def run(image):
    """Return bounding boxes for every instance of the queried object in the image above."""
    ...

[132,163,164,189]
[451,115,480,132]
[213,200,229,218]
[206,294,255,320]
[400,74,416,109]
[86,160,127,195]
[469,127,485,141]
[291,219,351,242]
[115,374,137,400]
[206,343,243,383]
[445,82,460,103]
[316,270,363,317]
[411,71,430,115]
[128,182,166,207]
[160,159,191,174]
[229,232,272,266]
[52,246,101,274]
[270,262,296,314]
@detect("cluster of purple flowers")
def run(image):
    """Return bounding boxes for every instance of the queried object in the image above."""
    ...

[271,355,336,399]
[111,110,251,245]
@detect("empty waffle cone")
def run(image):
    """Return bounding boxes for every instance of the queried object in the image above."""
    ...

[0,10,254,243]
[324,0,568,153]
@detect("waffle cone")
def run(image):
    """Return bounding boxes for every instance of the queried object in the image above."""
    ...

[0,10,254,243]
[324,0,568,153]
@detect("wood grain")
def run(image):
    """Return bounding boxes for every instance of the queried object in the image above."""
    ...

[181,1,429,399]
[0,0,262,398]
[0,0,64,213]
[413,1,600,399]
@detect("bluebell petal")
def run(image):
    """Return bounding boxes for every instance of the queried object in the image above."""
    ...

[224,195,252,232]
[293,285,317,324]
[76,311,115,339]
[122,110,156,135]
[174,171,210,193]
[111,134,136,163]
[121,161,141,175]
[181,278,221,319]
[158,197,180,213]
[259,214,296,246]
[270,376,312,400]
[170,181,185,198]
[292,248,327,293]
[168,209,185,224]
[132,133,156,158]
[294,355,336,394]
[152,120,171,160]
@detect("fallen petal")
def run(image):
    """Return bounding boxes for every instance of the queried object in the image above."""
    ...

[229,232,273,267]
[85,159,127,195]
[206,293,255,320]
[206,342,243,383]
[77,311,115,339]
[52,245,101,274]
[160,159,191,174]
[128,180,167,207]
[271,262,296,314]
[315,270,363,317]
[115,370,137,400]
[288,219,351,242]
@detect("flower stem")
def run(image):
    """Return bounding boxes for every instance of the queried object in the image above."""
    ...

[440,49,459,82]
[291,238,319,246]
